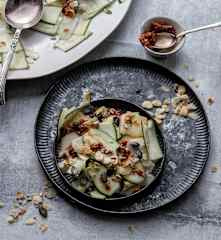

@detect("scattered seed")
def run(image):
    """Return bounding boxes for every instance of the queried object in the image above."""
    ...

[152,100,162,107]
[142,101,153,110]
[39,203,48,218]
[187,76,194,82]
[208,96,215,105]
[0,200,4,208]
[25,218,36,225]
[211,166,218,173]
[39,223,48,233]
[32,195,43,205]
[7,215,16,224]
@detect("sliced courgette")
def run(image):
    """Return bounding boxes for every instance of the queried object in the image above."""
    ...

[3,50,29,70]
[58,132,79,157]
[57,15,80,40]
[87,128,118,153]
[54,31,92,51]
[87,162,121,196]
[46,0,63,7]
[74,17,91,35]
[90,190,106,199]
[99,116,116,140]
[58,106,76,138]
[41,6,62,25]
[33,21,60,35]
[72,136,84,153]
[71,179,87,193]
[124,162,145,184]
[80,0,115,19]
[142,120,163,163]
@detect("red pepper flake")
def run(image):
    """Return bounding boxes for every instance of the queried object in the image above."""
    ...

[90,143,103,152]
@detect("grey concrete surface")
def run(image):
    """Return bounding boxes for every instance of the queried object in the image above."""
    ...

[1,0,221,239]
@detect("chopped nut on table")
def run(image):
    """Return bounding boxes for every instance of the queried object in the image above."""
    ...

[25,217,36,225]
[39,203,48,218]
[208,96,215,105]
[187,76,194,82]
[211,165,218,173]
[32,194,43,206]
[7,215,16,224]
[16,192,26,201]
[142,100,153,110]
[142,84,199,125]
[39,223,49,233]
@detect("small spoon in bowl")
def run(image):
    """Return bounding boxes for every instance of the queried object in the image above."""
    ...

[0,0,44,105]
[151,21,221,50]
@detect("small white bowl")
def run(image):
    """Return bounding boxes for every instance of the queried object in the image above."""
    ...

[140,17,186,58]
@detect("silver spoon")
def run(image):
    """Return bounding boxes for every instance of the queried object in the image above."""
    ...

[0,0,44,105]
[151,21,221,50]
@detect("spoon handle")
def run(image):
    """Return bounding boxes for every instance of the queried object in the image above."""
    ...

[0,29,22,105]
[177,22,221,38]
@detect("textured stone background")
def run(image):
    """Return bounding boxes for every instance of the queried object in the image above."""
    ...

[0,0,221,239]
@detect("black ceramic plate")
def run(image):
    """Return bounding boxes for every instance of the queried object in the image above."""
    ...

[35,57,210,214]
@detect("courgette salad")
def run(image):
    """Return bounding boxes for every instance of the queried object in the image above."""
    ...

[57,102,163,199]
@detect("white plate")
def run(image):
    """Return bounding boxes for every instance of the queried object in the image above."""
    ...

[5,0,132,80]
